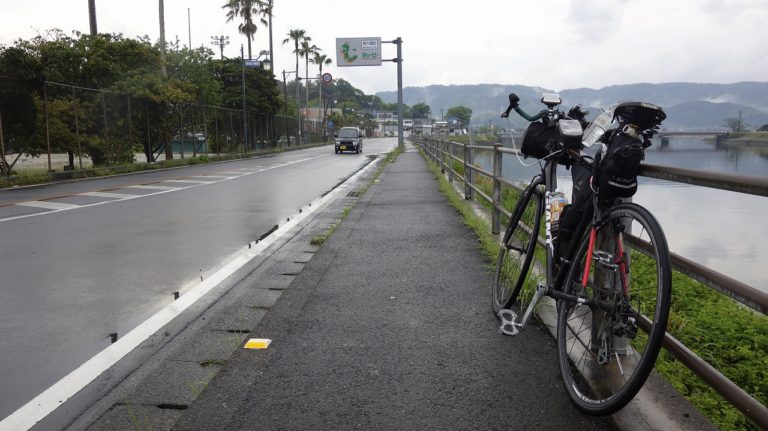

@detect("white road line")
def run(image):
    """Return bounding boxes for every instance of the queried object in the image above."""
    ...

[219,171,245,174]
[192,175,234,180]
[126,185,183,191]
[16,201,81,210]
[0,155,327,224]
[81,191,139,199]
[163,179,216,184]
[0,155,380,431]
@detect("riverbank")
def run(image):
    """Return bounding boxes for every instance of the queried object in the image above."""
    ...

[722,133,768,155]
[724,131,768,144]
[415,140,767,431]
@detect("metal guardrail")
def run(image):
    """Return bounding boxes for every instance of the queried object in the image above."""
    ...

[415,135,768,429]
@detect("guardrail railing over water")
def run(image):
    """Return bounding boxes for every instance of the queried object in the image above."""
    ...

[415,135,768,429]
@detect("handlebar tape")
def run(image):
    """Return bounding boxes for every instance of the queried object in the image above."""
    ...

[514,106,545,122]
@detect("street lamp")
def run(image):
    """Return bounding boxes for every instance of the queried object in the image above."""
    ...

[210,35,230,60]
[255,50,270,70]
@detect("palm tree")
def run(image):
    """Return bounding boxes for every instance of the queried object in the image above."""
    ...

[299,41,319,118]
[311,52,332,78]
[311,52,332,121]
[282,29,310,117]
[222,0,268,59]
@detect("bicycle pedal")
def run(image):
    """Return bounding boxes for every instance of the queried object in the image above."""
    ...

[497,309,521,336]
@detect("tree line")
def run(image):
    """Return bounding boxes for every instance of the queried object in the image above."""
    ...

[0,28,466,176]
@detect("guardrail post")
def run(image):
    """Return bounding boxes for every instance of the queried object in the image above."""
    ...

[463,143,473,200]
[429,138,434,161]
[440,140,446,174]
[447,141,454,183]
[492,143,502,234]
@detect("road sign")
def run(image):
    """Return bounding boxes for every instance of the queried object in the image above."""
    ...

[336,37,382,67]
[327,120,335,129]
[244,59,262,68]
[322,73,333,84]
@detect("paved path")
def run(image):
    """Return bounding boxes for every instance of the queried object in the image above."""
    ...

[161,148,615,430]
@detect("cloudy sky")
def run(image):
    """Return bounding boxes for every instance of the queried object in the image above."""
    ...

[1,0,766,94]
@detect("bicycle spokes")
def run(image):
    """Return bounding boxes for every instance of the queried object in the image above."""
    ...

[557,204,671,415]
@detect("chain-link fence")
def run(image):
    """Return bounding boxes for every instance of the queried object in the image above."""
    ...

[0,80,317,181]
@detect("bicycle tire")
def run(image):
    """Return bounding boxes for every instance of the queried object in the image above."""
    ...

[492,184,543,313]
[556,203,671,415]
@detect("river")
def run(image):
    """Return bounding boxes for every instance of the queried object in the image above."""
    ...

[493,136,768,292]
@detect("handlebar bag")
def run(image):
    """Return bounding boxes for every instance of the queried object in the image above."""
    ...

[557,119,584,149]
[598,132,645,199]
[520,122,556,159]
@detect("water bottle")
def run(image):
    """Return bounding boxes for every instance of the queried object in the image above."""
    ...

[549,190,568,238]
[582,110,613,147]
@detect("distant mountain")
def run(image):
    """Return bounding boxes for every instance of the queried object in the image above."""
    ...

[664,101,768,130]
[376,82,768,130]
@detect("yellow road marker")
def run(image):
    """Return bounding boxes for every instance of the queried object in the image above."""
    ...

[244,338,272,349]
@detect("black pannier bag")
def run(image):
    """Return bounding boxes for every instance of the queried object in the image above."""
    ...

[520,122,557,159]
[598,132,645,199]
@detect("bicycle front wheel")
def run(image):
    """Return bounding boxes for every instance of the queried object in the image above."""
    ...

[556,203,671,415]
[492,185,543,313]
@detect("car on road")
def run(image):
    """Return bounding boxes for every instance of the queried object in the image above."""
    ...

[334,127,363,154]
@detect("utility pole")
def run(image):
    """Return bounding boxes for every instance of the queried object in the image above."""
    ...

[187,8,192,49]
[395,37,404,151]
[88,0,97,35]
[159,0,167,76]
[282,70,295,112]
[241,45,248,152]
[0,112,7,176]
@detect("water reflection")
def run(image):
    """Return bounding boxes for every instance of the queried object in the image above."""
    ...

[484,136,768,291]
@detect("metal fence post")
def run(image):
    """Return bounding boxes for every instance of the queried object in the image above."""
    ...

[440,140,446,174]
[492,143,502,234]
[430,138,435,162]
[447,141,454,184]
[464,143,473,200]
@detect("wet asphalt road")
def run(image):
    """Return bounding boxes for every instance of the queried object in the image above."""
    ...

[0,139,396,422]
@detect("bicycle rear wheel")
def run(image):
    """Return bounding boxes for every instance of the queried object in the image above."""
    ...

[556,203,671,415]
[492,185,543,313]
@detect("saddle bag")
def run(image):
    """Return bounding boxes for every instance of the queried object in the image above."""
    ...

[598,132,645,199]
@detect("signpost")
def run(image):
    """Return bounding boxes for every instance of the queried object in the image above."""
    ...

[244,59,262,68]
[335,37,403,150]
[335,38,382,67]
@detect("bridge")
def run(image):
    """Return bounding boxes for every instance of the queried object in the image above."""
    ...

[655,130,731,147]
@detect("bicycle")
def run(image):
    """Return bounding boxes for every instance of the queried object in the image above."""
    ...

[492,92,672,415]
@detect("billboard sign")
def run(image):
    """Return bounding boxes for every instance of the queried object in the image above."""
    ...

[336,37,382,67]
